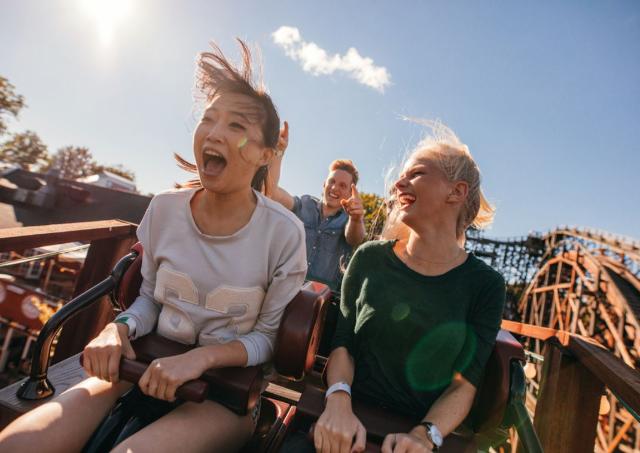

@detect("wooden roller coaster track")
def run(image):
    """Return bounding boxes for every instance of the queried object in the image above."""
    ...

[467,227,640,452]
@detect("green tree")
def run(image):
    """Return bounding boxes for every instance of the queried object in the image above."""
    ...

[0,76,26,136]
[92,163,136,182]
[50,146,95,179]
[361,192,387,239]
[0,130,49,170]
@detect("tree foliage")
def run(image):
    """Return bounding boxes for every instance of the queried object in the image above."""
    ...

[0,76,25,136]
[50,146,95,180]
[92,163,136,182]
[361,192,387,239]
[0,130,49,170]
[49,147,136,182]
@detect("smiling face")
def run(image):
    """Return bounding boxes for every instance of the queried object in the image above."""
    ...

[394,152,459,231]
[193,93,272,194]
[322,169,354,209]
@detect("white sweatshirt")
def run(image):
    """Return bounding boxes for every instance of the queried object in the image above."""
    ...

[116,188,307,366]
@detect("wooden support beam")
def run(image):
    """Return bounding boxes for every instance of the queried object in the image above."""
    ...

[503,320,640,418]
[566,336,640,417]
[534,340,604,452]
[0,220,137,252]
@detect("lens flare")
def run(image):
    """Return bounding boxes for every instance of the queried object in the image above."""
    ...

[237,136,248,149]
[405,322,476,391]
[391,303,410,321]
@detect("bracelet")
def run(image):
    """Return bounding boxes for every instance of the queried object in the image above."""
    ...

[113,316,136,338]
[325,381,351,399]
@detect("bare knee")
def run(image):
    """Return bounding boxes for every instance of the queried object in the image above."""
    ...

[113,400,254,453]
[0,377,130,452]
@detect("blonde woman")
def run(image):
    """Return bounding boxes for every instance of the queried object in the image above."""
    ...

[314,122,505,453]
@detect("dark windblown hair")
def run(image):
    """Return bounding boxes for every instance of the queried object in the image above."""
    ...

[175,39,280,193]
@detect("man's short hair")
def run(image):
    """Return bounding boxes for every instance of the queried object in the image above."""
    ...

[329,159,359,186]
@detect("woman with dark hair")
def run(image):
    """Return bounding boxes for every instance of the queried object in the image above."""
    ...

[312,122,505,453]
[0,40,307,453]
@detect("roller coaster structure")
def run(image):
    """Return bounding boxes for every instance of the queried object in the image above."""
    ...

[466,227,640,452]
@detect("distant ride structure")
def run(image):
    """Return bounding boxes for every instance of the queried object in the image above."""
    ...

[467,226,640,452]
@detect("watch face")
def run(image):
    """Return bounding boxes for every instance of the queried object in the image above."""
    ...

[430,426,443,446]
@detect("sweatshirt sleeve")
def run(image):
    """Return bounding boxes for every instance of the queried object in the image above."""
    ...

[236,222,307,366]
[114,197,161,338]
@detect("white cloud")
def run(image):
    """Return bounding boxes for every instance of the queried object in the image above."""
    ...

[272,26,391,93]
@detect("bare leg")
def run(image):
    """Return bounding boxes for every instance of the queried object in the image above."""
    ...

[0,377,131,453]
[112,400,255,453]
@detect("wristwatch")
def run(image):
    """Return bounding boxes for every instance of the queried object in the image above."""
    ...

[417,421,443,450]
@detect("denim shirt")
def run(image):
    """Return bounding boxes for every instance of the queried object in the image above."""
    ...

[292,195,352,291]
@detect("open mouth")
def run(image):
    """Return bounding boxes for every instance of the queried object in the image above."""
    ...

[202,149,227,177]
[398,193,416,208]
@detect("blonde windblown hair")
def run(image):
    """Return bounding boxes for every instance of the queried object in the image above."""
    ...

[381,120,494,242]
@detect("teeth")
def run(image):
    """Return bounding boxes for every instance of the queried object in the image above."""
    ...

[398,193,416,204]
[203,149,224,158]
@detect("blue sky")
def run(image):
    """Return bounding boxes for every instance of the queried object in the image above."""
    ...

[1,0,639,239]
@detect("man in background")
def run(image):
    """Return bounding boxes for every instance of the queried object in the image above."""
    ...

[267,122,366,291]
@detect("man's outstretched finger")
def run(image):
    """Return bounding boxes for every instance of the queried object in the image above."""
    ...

[351,184,359,199]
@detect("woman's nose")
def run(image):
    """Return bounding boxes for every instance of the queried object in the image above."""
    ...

[394,176,407,190]
[205,123,224,143]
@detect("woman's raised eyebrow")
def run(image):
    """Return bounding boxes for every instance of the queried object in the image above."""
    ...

[229,111,251,122]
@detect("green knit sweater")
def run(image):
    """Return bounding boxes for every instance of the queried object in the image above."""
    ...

[332,240,505,417]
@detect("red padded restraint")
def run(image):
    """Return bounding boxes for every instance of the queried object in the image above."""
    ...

[115,242,144,311]
[471,329,525,432]
[274,281,331,381]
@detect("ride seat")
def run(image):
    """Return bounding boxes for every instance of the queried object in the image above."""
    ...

[17,243,332,453]
[105,243,332,414]
[293,330,526,452]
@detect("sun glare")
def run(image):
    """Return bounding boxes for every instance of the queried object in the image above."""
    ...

[78,0,133,47]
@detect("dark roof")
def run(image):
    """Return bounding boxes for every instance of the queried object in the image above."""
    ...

[0,168,151,227]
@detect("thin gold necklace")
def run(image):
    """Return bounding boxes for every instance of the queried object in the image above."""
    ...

[402,245,465,265]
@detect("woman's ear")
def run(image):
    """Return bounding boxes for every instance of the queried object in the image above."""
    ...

[447,181,469,203]
[259,147,274,166]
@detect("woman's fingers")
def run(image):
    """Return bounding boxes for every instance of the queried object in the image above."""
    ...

[121,335,136,360]
[313,423,322,452]
[339,429,352,453]
[107,350,120,383]
[138,366,151,394]
[164,381,178,402]
[351,423,366,453]
[277,120,289,153]
[156,378,167,401]
[97,348,110,381]
[381,434,395,453]
[82,349,93,376]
